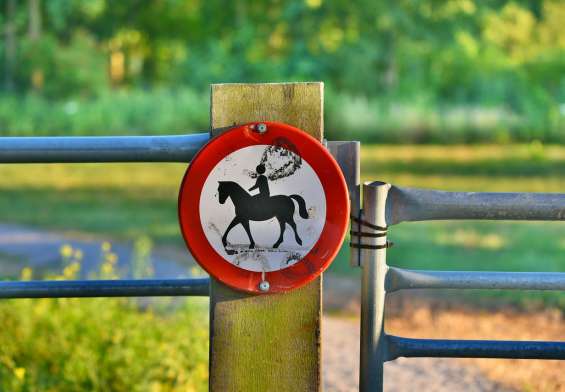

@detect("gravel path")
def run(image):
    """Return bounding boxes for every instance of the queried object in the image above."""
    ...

[323,317,514,392]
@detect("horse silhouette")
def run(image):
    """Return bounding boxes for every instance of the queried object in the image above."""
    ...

[218,181,309,253]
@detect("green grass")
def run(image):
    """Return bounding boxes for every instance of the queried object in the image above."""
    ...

[0,144,563,309]
[0,163,187,244]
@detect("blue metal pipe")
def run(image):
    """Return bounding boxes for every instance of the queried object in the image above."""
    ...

[370,182,565,224]
[0,133,210,163]
[387,335,565,360]
[386,267,565,292]
[0,278,210,298]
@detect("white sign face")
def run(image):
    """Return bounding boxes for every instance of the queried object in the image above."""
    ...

[199,145,326,272]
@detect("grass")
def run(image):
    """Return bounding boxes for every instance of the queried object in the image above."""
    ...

[0,144,563,309]
[0,163,186,243]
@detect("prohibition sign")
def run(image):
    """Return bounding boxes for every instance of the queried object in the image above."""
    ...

[178,122,349,293]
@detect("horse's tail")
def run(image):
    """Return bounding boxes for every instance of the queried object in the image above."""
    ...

[290,195,309,219]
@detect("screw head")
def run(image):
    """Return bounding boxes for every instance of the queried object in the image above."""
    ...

[258,280,270,292]
[256,123,267,133]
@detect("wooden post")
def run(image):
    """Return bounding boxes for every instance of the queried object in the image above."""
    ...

[209,82,323,392]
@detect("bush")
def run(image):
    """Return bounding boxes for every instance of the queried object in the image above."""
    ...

[0,253,209,391]
[0,87,563,143]
[0,88,209,136]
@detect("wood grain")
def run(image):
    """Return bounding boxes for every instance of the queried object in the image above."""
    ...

[209,82,323,392]
[210,82,323,140]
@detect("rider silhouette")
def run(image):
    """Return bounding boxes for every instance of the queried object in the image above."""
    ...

[249,164,270,198]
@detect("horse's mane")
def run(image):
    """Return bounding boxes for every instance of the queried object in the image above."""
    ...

[219,181,248,197]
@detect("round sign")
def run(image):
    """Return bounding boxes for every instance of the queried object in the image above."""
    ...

[178,122,349,293]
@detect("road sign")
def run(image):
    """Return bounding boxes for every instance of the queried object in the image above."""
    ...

[178,122,349,293]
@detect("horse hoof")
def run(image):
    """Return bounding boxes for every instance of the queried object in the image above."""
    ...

[296,239,302,246]
[225,249,236,255]
[273,243,280,249]
[249,244,255,249]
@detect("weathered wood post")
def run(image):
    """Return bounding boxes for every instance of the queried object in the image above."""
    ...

[209,82,323,391]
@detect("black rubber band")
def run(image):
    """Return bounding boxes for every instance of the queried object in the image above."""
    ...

[350,215,387,231]
[350,231,387,238]
[350,241,394,250]
[355,209,362,265]
[349,241,394,250]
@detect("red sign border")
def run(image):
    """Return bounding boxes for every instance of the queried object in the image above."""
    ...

[178,122,350,293]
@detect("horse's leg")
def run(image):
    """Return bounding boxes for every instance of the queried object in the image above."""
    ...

[288,218,302,246]
[240,219,255,249]
[273,218,286,248]
[222,217,241,249]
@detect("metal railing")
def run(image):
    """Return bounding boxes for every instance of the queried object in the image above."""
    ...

[0,133,211,298]
[359,182,565,391]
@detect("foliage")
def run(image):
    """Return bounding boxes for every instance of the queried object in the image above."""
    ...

[0,256,209,391]
[0,0,564,142]
[0,88,209,136]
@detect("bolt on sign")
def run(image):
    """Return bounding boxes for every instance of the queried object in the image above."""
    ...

[178,122,349,293]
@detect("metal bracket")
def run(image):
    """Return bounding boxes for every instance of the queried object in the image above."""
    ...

[327,140,361,267]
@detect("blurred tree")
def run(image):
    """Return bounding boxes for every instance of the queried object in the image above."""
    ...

[0,0,562,140]
[3,0,17,92]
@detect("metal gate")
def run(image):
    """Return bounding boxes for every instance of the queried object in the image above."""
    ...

[357,182,565,391]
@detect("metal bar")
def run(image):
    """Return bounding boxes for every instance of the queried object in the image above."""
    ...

[0,278,210,298]
[386,267,565,292]
[359,183,390,392]
[0,133,210,163]
[387,335,565,360]
[327,141,361,267]
[371,182,565,225]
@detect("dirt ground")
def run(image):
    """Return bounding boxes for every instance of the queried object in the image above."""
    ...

[323,316,515,392]
[323,276,565,392]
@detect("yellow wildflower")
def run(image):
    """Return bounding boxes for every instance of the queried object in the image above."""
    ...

[20,267,33,281]
[14,367,25,380]
[102,263,114,275]
[60,244,73,258]
[101,241,112,252]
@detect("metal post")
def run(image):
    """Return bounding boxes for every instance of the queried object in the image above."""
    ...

[327,141,361,266]
[360,182,391,391]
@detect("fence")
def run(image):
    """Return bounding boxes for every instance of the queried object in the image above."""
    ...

[358,182,565,391]
[1,85,564,391]
[0,133,212,299]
